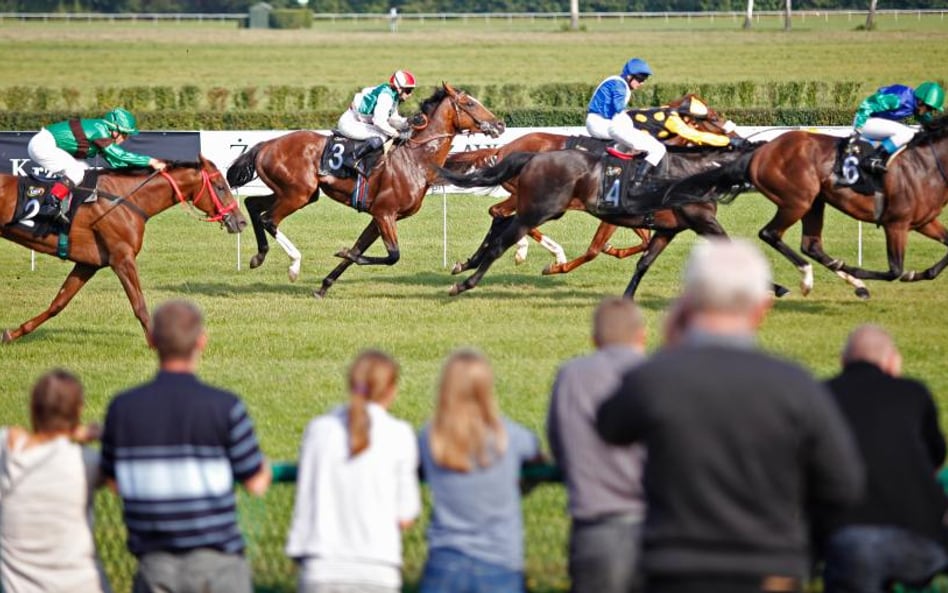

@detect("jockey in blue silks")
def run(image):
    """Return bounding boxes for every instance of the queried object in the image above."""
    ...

[586,57,663,189]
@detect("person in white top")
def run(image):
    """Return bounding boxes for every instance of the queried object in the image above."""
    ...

[286,350,421,593]
[0,369,110,593]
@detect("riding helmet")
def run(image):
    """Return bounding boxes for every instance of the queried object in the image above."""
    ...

[914,81,945,112]
[621,58,653,79]
[390,70,417,92]
[103,107,140,135]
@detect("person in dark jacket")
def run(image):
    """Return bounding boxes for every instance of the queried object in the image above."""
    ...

[596,238,864,593]
[822,324,948,593]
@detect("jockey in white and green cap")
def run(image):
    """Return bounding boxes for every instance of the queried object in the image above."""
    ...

[27,107,166,224]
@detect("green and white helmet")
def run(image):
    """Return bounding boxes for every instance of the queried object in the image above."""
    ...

[103,107,140,135]
[914,81,945,112]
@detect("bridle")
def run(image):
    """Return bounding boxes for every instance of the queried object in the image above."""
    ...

[160,168,239,223]
[404,92,500,147]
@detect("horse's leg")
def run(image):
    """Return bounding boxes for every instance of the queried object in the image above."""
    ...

[450,215,531,296]
[528,229,568,265]
[622,230,677,298]
[2,264,98,343]
[337,214,400,266]
[603,228,651,259]
[244,194,275,269]
[798,202,870,299]
[835,223,910,282]
[452,215,517,275]
[901,219,948,281]
[544,222,620,275]
[109,254,155,338]
[314,221,381,298]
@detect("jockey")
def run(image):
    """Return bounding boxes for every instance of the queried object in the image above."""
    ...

[337,70,416,174]
[853,81,945,173]
[586,58,666,189]
[26,107,167,224]
[632,96,742,148]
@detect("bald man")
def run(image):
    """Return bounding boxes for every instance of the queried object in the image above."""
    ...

[822,324,948,593]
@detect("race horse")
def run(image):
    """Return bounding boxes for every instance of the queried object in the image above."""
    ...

[226,83,505,297]
[437,145,788,298]
[0,157,246,343]
[443,93,738,275]
[681,115,948,299]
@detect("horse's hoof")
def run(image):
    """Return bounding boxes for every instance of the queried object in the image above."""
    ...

[448,284,462,296]
[249,254,265,269]
[542,264,559,276]
[774,284,791,298]
[2,329,13,344]
[313,288,326,299]
[855,287,871,300]
[451,262,466,275]
[334,249,350,260]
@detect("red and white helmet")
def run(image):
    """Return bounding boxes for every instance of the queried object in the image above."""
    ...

[390,70,416,92]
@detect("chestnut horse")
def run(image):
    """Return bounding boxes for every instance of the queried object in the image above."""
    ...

[225,83,504,297]
[0,157,246,343]
[682,116,948,299]
[438,145,788,298]
[444,94,738,274]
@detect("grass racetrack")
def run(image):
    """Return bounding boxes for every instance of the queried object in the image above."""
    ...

[2,14,948,592]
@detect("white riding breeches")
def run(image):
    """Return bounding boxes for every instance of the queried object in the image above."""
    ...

[337,110,389,142]
[858,117,916,152]
[27,128,87,185]
[585,113,613,139]
[609,114,666,166]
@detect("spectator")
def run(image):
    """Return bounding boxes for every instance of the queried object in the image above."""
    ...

[101,299,271,593]
[418,349,542,593]
[546,297,648,593]
[597,238,864,593]
[0,369,110,593]
[821,324,948,593]
[286,349,421,593]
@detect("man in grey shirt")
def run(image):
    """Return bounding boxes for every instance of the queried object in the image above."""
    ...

[547,297,647,593]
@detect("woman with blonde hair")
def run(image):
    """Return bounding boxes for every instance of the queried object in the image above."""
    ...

[418,349,542,593]
[0,369,110,593]
[286,350,421,593]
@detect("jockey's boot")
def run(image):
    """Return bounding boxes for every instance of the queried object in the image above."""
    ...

[352,137,384,177]
[50,178,75,225]
[865,145,890,174]
[629,160,655,193]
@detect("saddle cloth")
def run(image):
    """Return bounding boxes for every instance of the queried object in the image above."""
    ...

[592,153,673,217]
[834,136,894,196]
[319,134,383,180]
[12,171,99,237]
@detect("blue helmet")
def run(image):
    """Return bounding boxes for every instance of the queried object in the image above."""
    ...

[621,58,653,79]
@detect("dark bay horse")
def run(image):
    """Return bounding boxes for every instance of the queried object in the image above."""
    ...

[444,94,738,274]
[225,83,505,297]
[0,157,246,343]
[686,116,948,299]
[438,145,784,299]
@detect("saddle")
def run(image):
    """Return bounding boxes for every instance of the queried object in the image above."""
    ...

[10,171,100,239]
[319,134,383,180]
[564,136,611,154]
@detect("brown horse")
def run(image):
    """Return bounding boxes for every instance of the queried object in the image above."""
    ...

[683,116,948,299]
[437,145,787,299]
[225,83,504,297]
[444,94,738,275]
[0,157,246,343]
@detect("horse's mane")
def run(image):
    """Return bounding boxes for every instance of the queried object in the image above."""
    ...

[418,88,452,116]
[908,115,948,148]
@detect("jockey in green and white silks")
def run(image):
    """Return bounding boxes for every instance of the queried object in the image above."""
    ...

[337,70,416,145]
[853,81,945,172]
[27,107,166,224]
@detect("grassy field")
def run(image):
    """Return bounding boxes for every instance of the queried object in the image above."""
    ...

[1,16,947,91]
[1,192,947,590]
[2,16,948,591]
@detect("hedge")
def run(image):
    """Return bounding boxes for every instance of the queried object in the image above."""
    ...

[8,80,941,114]
[0,107,855,131]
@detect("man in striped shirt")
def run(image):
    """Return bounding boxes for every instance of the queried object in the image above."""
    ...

[101,299,271,593]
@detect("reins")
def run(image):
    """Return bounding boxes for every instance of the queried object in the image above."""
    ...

[159,169,238,223]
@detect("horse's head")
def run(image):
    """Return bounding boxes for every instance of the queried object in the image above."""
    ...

[669,93,738,138]
[163,157,247,234]
[441,82,506,138]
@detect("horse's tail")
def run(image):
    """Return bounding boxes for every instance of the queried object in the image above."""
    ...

[664,147,758,206]
[436,151,536,188]
[226,143,263,188]
[443,147,502,174]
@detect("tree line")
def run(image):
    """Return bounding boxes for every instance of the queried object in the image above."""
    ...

[3,0,947,13]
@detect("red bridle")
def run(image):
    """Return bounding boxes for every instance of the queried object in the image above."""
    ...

[159,169,238,223]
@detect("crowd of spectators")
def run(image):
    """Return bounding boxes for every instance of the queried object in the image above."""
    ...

[1,238,946,593]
